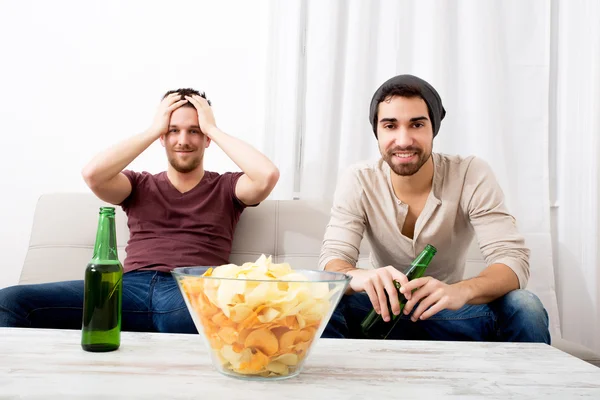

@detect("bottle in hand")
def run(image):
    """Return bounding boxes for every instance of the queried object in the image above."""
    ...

[360,244,437,339]
[81,207,123,352]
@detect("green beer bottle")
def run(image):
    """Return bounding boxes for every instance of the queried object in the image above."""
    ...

[360,244,437,339]
[81,207,123,352]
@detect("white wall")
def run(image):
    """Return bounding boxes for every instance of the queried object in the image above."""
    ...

[551,0,600,355]
[0,0,269,289]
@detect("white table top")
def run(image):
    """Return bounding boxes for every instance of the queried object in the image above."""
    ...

[1,328,599,399]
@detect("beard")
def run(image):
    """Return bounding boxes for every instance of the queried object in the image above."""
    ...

[382,145,431,176]
[167,147,202,173]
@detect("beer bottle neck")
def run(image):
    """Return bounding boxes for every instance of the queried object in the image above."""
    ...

[412,245,436,266]
[92,209,119,264]
[404,246,436,277]
[412,252,435,267]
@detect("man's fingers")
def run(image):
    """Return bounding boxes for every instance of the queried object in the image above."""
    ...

[363,284,381,315]
[410,290,442,321]
[418,296,447,321]
[185,95,203,109]
[167,99,188,112]
[373,276,391,322]
[381,274,401,316]
[164,92,183,105]
[401,277,429,292]
[183,95,199,109]
[392,272,409,287]
[389,269,410,299]
[191,94,209,107]
[399,276,430,299]
[403,283,434,315]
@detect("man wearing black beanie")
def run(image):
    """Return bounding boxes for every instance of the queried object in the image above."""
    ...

[319,74,550,343]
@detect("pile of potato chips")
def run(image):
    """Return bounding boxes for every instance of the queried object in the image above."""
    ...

[179,255,338,377]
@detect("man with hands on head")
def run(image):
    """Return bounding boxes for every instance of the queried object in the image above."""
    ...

[320,75,550,343]
[0,88,279,333]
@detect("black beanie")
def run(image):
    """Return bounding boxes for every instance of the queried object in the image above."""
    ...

[369,74,446,138]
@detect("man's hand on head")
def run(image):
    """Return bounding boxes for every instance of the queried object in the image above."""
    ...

[185,94,217,137]
[149,93,188,138]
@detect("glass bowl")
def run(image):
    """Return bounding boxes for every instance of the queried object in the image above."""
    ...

[172,265,350,380]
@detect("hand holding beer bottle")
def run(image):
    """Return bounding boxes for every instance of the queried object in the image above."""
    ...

[354,244,437,339]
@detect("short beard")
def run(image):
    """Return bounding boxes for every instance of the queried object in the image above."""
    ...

[383,147,431,176]
[167,154,202,173]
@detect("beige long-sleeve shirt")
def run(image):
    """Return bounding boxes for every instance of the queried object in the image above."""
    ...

[318,153,530,289]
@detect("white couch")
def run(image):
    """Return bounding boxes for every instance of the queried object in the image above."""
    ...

[18,193,600,367]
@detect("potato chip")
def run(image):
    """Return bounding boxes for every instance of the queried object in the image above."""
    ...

[208,334,224,350]
[272,353,299,366]
[257,307,280,323]
[211,312,235,328]
[237,328,252,344]
[239,349,270,373]
[295,340,311,357]
[278,330,303,351]
[221,344,242,365]
[215,279,247,316]
[229,304,253,323]
[244,328,279,356]
[266,361,289,375]
[217,326,238,345]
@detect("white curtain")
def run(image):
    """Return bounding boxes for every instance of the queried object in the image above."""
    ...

[552,0,600,353]
[264,0,600,352]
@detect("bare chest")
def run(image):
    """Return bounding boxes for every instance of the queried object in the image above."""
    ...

[399,195,429,239]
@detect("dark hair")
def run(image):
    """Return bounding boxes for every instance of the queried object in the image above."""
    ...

[373,85,432,128]
[162,88,212,106]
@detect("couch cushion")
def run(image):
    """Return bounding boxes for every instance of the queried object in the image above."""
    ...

[229,200,277,265]
[274,200,371,269]
[19,193,129,285]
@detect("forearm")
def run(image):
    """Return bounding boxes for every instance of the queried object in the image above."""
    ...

[325,259,359,294]
[455,263,520,304]
[206,126,278,184]
[82,129,159,187]
[325,259,358,274]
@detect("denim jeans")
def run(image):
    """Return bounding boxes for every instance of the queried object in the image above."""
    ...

[0,271,196,333]
[322,289,551,343]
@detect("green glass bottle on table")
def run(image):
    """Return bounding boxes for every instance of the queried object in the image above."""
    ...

[81,207,123,352]
[360,244,437,339]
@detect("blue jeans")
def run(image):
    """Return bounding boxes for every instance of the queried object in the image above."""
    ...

[0,271,196,333]
[322,289,551,343]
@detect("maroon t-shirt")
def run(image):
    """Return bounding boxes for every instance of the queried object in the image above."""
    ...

[118,170,246,273]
